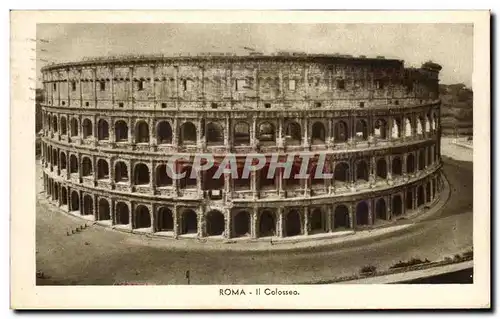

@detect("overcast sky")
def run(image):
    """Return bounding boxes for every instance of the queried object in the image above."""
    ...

[37,23,473,87]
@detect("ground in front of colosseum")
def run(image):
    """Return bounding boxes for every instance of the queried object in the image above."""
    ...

[36,148,473,285]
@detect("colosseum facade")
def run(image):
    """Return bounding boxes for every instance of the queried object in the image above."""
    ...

[39,53,444,240]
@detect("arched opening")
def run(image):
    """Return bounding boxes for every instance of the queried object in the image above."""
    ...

[356,160,369,182]
[258,122,275,145]
[375,198,387,221]
[179,122,197,145]
[392,119,401,138]
[60,117,67,135]
[374,119,387,139]
[156,121,172,144]
[98,199,110,220]
[52,116,58,132]
[134,205,151,229]
[356,201,369,226]
[259,210,276,237]
[310,208,324,233]
[97,159,109,179]
[181,209,198,234]
[81,157,92,176]
[70,191,79,212]
[52,149,58,166]
[114,161,129,182]
[426,182,432,203]
[83,195,93,216]
[115,120,128,142]
[417,185,425,207]
[70,118,78,136]
[406,154,415,174]
[54,184,59,201]
[157,207,173,231]
[206,122,224,145]
[206,210,225,236]
[392,195,403,216]
[418,150,426,170]
[234,164,251,190]
[334,162,349,185]
[286,209,301,237]
[392,157,402,176]
[376,158,387,179]
[204,164,224,190]
[406,190,413,210]
[233,211,250,237]
[134,163,150,185]
[285,160,303,187]
[156,164,172,187]
[285,121,301,145]
[135,121,150,143]
[179,165,196,189]
[425,115,431,132]
[60,152,67,170]
[311,122,326,144]
[417,117,424,135]
[334,205,349,229]
[334,120,348,142]
[405,118,412,137]
[82,118,92,138]
[234,122,250,146]
[69,155,78,173]
[427,147,433,166]
[355,119,368,140]
[115,202,130,225]
[61,187,68,206]
[97,119,109,140]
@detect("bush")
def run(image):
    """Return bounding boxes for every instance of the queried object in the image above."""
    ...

[462,250,473,259]
[360,265,377,275]
[390,258,430,269]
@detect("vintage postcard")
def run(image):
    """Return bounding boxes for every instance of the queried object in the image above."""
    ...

[10,10,490,309]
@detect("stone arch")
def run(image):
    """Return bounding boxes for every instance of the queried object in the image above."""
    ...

[206,210,225,236]
[333,205,350,229]
[392,156,402,176]
[135,121,150,143]
[417,185,425,207]
[82,118,92,138]
[392,118,401,138]
[418,150,426,170]
[233,211,250,237]
[406,189,413,210]
[114,161,129,182]
[61,187,68,206]
[310,207,324,233]
[334,120,348,142]
[115,202,130,225]
[156,121,173,144]
[374,118,387,139]
[426,181,432,203]
[97,119,109,140]
[406,153,415,173]
[259,210,276,237]
[258,122,275,144]
[425,115,431,132]
[70,118,79,136]
[69,155,78,173]
[134,205,151,229]
[376,158,387,179]
[81,157,92,176]
[83,194,93,216]
[97,159,109,179]
[98,198,111,221]
[417,116,424,135]
[356,201,369,226]
[285,121,302,145]
[157,207,173,231]
[311,122,326,144]
[115,120,128,142]
[259,164,275,189]
[179,165,197,189]
[179,122,197,145]
[52,116,58,132]
[134,163,150,185]
[156,164,172,187]
[60,152,67,170]
[53,183,59,201]
[405,118,412,137]
[355,160,369,182]
[375,198,387,220]
[355,119,368,140]
[206,122,224,145]
[52,148,58,166]
[392,194,403,217]
[70,191,79,212]
[234,122,250,146]
[181,209,198,234]
[286,209,302,237]
[60,116,67,135]
[334,162,350,183]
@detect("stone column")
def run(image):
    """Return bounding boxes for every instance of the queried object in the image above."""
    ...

[387,155,393,184]
[173,205,179,238]
[127,118,133,144]
[367,199,374,225]
[327,205,333,231]
[197,206,205,238]
[172,117,178,148]
[386,195,392,220]
[150,160,156,194]
[128,203,134,230]
[224,116,230,149]
[349,203,355,230]
[277,207,284,238]
[251,116,257,150]
[277,117,284,149]
[224,208,231,239]
[302,117,310,149]
[251,207,258,239]
[251,170,258,199]
[369,156,376,186]
[303,206,309,235]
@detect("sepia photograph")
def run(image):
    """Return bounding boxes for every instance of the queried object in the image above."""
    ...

[11,10,490,309]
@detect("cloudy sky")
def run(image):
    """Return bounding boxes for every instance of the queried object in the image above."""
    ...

[37,23,473,87]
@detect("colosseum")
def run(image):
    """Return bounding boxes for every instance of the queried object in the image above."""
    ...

[39,52,443,241]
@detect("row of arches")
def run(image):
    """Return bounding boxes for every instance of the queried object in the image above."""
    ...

[43,112,438,146]
[44,174,439,238]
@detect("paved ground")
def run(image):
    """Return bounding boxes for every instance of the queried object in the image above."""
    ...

[441,137,473,162]
[36,154,473,285]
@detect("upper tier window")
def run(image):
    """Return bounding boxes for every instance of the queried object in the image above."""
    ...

[99,81,106,91]
[71,81,76,91]
[53,83,56,91]
[288,79,296,91]
[337,79,345,90]
[236,79,246,91]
